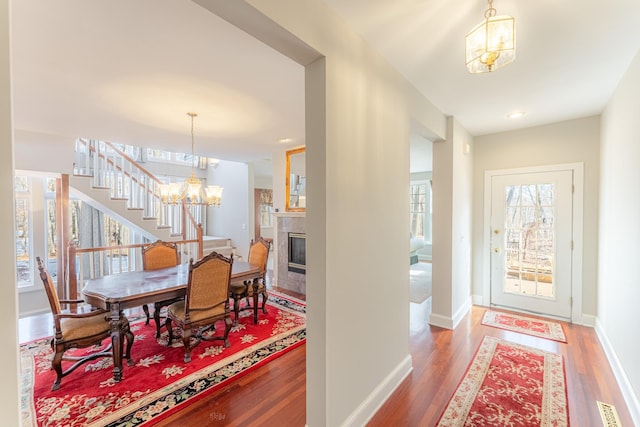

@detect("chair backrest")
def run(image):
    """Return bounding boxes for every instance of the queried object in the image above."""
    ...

[142,240,179,271]
[247,237,271,275]
[185,251,233,312]
[36,256,61,316]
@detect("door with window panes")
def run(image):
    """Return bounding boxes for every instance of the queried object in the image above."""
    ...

[490,170,573,319]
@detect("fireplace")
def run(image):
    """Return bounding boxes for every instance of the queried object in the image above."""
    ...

[288,232,306,274]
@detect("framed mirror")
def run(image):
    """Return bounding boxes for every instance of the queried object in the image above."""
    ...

[285,147,306,212]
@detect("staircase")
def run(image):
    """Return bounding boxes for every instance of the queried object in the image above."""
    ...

[202,236,234,259]
[70,139,223,245]
[69,174,175,241]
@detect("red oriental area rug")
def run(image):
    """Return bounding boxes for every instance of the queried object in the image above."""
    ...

[20,292,305,427]
[436,336,569,426]
[482,310,567,343]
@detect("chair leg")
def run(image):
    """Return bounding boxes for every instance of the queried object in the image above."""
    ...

[260,289,269,314]
[182,327,192,363]
[51,345,64,391]
[252,290,260,324]
[122,323,135,367]
[153,304,162,338]
[233,294,241,326]
[142,304,150,325]
[223,317,232,348]
[165,317,174,344]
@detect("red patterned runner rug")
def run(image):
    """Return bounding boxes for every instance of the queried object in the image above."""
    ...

[482,310,567,343]
[436,336,569,426]
[20,292,305,427]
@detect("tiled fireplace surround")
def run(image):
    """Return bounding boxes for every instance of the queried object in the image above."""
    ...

[273,212,306,295]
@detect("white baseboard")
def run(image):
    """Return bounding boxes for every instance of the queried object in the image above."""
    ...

[340,355,413,427]
[472,294,485,306]
[429,298,472,330]
[579,313,596,327]
[595,318,640,425]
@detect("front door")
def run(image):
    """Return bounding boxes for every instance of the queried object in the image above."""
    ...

[490,170,573,319]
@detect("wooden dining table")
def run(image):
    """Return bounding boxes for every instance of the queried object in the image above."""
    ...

[82,260,262,382]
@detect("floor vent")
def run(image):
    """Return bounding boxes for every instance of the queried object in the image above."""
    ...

[597,401,622,426]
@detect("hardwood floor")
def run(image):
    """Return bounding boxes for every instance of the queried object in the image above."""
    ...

[20,289,633,426]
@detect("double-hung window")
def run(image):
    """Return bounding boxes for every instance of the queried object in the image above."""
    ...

[15,176,32,287]
[410,181,432,243]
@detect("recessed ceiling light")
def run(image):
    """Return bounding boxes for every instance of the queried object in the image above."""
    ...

[278,137,293,143]
[507,111,526,119]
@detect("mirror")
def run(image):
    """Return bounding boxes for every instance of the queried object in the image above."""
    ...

[285,147,306,211]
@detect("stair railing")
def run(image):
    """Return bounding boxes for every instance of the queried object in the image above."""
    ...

[73,138,201,240]
[67,235,202,300]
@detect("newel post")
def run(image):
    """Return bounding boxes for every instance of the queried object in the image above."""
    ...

[197,223,203,259]
[67,240,78,301]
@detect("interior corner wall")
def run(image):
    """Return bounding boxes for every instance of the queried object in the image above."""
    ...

[271,147,287,213]
[200,0,447,425]
[599,49,640,422]
[0,0,22,422]
[14,129,75,173]
[206,160,251,260]
[430,117,473,328]
[472,116,600,318]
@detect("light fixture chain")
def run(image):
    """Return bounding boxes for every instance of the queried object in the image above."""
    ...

[485,0,497,19]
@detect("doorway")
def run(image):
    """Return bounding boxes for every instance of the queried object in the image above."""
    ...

[486,165,583,320]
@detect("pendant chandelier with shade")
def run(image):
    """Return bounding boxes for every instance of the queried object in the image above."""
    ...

[465,0,515,73]
[159,112,223,206]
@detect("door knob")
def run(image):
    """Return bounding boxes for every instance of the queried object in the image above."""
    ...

[494,247,501,253]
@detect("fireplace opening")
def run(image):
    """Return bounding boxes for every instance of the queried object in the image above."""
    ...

[288,232,306,274]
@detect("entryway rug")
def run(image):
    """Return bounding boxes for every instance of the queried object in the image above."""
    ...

[20,292,305,427]
[436,336,569,426]
[482,310,567,343]
[410,262,432,304]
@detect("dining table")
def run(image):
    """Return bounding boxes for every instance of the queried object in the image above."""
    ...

[82,260,263,383]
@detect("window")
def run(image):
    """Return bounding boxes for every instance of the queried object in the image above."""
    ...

[410,181,432,243]
[15,176,32,286]
[259,189,273,228]
[146,148,172,162]
[147,148,200,166]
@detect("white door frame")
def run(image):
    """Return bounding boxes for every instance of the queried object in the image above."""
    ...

[482,163,584,323]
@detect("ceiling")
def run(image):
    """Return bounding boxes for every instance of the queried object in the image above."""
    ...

[10,1,640,169]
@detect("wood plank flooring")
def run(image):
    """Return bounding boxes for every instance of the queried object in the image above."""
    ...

[20,289,633,426]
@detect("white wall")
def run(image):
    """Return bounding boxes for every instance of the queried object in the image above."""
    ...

[430,117,473,328]
[0,0,22,421]
[14,130,75,173]
[599,49,640,422]
[196,1,448,424]
[207,159,252,260]
[472,116,600,318]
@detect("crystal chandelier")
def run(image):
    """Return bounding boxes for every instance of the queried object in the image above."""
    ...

[465,0,515,73]
[159,112,223,206]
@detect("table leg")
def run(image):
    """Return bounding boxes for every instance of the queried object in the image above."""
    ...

[252,278,259,324]
[109,302,123,382]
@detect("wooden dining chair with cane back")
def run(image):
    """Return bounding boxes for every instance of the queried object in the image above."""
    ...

[229,237,271,326]
[165,251,234,363]
[36,256,134,391]
[141,240,181,337]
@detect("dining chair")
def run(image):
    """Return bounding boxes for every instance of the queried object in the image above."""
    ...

[229,237,271,326]
[141,240,181,337]
[36,256,134,390]
[165,251,234,363]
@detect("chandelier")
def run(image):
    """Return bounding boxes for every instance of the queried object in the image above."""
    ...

[159,112,223,206]
[465,0,515,73]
